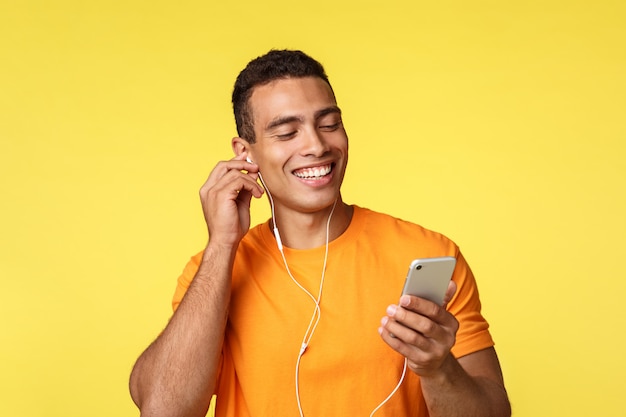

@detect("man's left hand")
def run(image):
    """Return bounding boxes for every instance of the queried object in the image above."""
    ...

[379,281,459,377]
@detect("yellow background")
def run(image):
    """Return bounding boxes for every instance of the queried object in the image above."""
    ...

[1,1,624,416]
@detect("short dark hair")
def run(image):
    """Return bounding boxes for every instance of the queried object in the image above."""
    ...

[232,49,334,143]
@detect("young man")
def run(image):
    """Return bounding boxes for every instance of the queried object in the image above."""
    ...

[129,50,511,417]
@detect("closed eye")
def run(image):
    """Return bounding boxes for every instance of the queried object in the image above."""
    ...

[319,121,342,132]
[274,131,297,140]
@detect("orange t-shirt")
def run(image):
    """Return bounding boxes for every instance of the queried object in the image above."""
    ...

[173,206,494,416]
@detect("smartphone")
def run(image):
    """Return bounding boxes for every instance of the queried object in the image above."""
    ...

[401,256,457,306]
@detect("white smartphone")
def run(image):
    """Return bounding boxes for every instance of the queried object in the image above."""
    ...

[401,256,457,306]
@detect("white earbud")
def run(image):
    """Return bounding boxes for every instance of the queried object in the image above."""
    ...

[246,156,282,251]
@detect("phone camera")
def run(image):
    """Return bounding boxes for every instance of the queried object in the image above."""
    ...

[415,264,422,270]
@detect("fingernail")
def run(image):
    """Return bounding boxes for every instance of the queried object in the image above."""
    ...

[399,295,411,306]
[386,305,397,316]
[381,316,389,326]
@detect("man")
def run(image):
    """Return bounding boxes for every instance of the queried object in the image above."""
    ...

[129,49,511,417]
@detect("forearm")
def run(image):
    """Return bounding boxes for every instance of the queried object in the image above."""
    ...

[129,243,236,417]
[420,354,511,417]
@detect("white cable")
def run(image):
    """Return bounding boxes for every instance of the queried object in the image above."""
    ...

[258,171,404,416]
[258,171,336,344]
[292,199,336,417]
[369,358,408,417]
[257,171,338,417]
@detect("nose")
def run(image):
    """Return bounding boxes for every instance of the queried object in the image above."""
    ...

[300,127,330,158]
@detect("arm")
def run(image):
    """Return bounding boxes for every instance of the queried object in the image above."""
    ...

[379,282,511,417]
[420,347,511,417]
[129,153,264,417]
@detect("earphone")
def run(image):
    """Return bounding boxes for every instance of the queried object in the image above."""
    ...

[247,156,283,249]
[245,154,406,416]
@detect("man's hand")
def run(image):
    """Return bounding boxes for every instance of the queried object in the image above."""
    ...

[199,153,264,247]
[379,281,459,376]
[130,152,264,416]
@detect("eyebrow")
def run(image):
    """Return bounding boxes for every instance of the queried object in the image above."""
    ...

[265,106,342,131]
[266,115,304,131]
[314,105,342,120]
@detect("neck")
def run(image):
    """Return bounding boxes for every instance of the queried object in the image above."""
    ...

[271,200,353,250]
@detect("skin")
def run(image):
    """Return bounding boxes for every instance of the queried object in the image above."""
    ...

[129,76,510,417]
[233,76,353,249]
[128,154,263,416]
[380,282,511,417]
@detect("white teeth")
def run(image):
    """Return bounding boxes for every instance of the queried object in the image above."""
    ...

[294,165,331,179]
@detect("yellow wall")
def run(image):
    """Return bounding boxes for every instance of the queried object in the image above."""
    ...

[1,1,624,416]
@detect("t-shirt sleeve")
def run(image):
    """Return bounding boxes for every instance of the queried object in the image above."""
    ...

[448,250,495,358]
[171,251,204,312]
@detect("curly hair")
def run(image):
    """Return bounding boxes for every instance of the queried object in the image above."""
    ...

[232,50,334,143]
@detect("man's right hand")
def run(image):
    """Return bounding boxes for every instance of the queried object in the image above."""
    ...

[129,153,261,416]
[199,152,265,247]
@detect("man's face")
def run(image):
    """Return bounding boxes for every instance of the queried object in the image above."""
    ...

[247,76,348,214]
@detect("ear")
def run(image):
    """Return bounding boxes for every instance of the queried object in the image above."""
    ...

[231,137,249,158]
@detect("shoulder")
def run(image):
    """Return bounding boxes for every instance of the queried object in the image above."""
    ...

[353,206,459,255]
[237,221,272,258]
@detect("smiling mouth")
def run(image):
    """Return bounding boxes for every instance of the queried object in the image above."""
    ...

[293,163,333,179]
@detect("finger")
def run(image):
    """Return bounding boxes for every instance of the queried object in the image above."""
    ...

[202,156,259,191]
[379,321,442,372]
[210,172,264,201]
[380,316,432,351]
[233,151,247,161]
[234,151,260,173]
[201,163,264,200]
[386,304,445,340]
[398,295,445,324]
[235,176,263,206]
[379,314,456,375]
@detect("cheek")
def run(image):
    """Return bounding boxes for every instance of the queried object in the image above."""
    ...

[265,144,297,166]
[331,130,349,147]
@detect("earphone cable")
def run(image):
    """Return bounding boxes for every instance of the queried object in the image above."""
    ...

[257,171,403,416]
